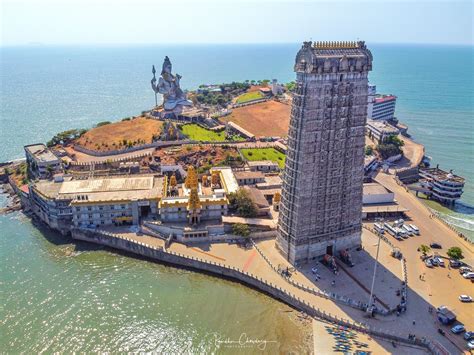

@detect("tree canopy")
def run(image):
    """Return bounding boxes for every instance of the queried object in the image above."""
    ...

[447,246,463,260]
[232,223,250,237]
[228,188,257,218]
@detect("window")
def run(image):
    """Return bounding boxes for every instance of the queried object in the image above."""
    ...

[88,207,92,211]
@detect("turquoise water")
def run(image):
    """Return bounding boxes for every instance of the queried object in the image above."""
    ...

[0,44,473,351]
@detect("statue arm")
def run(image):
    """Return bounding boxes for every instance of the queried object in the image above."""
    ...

[157,77,168,94]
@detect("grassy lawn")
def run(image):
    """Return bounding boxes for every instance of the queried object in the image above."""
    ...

[235,91,264,104]
[179,123,245,142]
[240,147,286,169]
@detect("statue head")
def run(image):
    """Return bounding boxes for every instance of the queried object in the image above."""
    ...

[161,56,172,75]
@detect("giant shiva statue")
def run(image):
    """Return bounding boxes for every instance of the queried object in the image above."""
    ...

[151,56,192,112]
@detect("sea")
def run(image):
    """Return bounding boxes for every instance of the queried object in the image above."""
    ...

[1,44,473,352]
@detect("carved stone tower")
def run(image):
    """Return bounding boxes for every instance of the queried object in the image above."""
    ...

[276,41,373,264]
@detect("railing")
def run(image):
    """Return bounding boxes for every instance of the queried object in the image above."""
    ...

[250,238,389,315]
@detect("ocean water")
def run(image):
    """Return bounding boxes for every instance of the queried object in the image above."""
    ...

[0,44,473,351]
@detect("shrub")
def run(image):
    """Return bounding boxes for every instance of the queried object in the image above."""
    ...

[232,223,250,237]
[419,244,431,255]
[96,121,111,127]
[447,247,463,260]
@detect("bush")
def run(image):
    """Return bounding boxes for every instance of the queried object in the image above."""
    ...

[376,143,402,160]
[447,247,463,260]
[419,244,431,255]
[232,223,250,237]
[365,145,374,156]
[96,121,111,127]
[47,128,87,147]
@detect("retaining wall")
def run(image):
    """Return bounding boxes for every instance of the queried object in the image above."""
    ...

[71,228,443,354]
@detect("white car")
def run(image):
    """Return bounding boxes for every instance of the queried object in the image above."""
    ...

[468,340,474,350]
[459,295,472,302]
[462,272,474,279]
[435,257,445,267]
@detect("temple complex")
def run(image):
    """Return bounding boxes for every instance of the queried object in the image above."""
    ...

[277,41,373,264]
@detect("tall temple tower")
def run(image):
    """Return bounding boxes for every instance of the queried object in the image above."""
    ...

[277,41,373,264]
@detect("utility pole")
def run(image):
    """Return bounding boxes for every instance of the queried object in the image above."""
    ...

[368,217,383,314]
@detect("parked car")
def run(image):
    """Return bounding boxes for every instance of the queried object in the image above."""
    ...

[431,258,439,266]
[425,259,434,268]
[420,254,432,261]
[430,243,442,249]
[449,259,462,268]
[459,295,473,302]
[459,266,472,275]
[468,340,474,350]
[451,324,465,334]
[462,272,474,279]
[464,331,474,340]
[435,257,445,267]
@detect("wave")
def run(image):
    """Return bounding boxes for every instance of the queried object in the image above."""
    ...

[442,214,474,232]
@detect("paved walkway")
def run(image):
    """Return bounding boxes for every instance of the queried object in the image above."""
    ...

[111,233,455,353]
[374,171,474,351]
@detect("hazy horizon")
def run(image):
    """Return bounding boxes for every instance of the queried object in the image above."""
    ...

[2,0,472,47]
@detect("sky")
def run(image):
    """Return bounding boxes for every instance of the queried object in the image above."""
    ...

[1,0,473,46]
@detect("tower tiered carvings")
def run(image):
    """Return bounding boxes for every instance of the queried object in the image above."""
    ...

[277,41,373,264]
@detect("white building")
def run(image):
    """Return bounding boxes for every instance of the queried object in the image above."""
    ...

[24,143,62,179]
[363,183,395,205]
[31,175,164,232]
[367,84,376,118]
[419,167,465,205]
[371,94,397,121]
[366,119,399,143]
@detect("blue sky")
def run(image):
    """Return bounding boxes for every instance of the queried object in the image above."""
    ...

[2,0,472,46]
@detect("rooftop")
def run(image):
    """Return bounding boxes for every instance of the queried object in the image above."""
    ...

[34,175,164,203]
[247,160,279,167]
[244,186,270,208]
[363,182,392,196]
[234,171,265,180]
[210,167,239,194]
[24,144,59,163]
[367,120,399,134]
[420,168,465,183]
[375,95,397,103]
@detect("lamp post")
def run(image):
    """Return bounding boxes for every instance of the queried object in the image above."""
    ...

[367,217,383,314]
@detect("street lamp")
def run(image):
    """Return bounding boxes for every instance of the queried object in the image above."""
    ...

[367,217,383,315]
